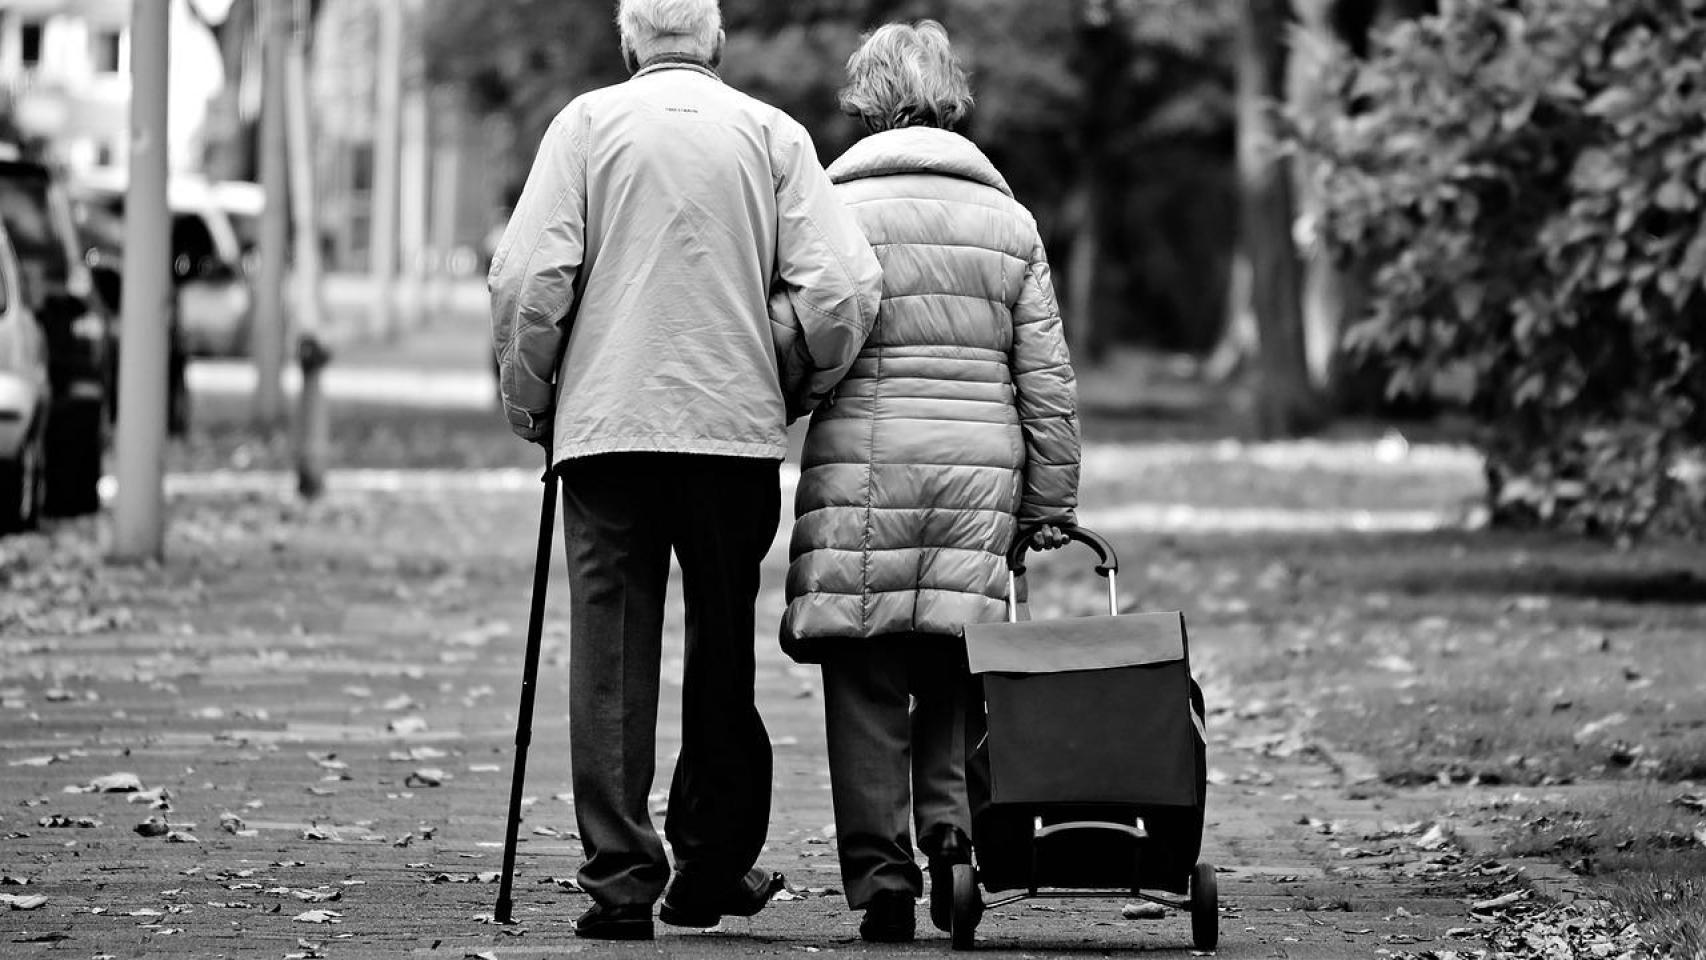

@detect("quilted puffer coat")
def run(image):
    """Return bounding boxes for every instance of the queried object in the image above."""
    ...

[780,127,1081,662]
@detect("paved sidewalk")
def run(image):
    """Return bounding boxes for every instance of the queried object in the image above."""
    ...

[1,483,1517,958]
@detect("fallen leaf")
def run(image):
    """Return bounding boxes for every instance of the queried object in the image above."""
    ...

[1471,891,1525,912]
[134,817,170,838]
[1,894,48,910]
[1121,903,1166,920]
[1413,824,1454,851]
[406,769,448,787]
[1673,793,1706,814]
[12,931,70,943]
[389,716,429,735]
[6,755,60,768]
[86,772,144,793]
[292,909,343,923]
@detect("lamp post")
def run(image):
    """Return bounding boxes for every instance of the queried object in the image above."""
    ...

[110,0,171,561]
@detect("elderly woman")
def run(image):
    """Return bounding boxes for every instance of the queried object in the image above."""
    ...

[779,20,1081,943]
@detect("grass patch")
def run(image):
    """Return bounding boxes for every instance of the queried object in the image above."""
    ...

[1609,871,1706,960]
[1495,785,1706,957]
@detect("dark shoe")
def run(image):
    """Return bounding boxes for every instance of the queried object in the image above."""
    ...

[658,867,784,928]
[923,825,972,933]
[860,889,917,943]
[574,902,653,940]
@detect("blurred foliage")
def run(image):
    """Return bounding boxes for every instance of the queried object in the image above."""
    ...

[422,0,1240,353]
[1292,0,1706,538]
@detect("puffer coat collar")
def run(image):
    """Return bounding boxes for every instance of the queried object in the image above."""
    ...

[827,127,1014,197]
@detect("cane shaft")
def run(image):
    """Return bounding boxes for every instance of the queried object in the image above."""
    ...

[495,460,557,923]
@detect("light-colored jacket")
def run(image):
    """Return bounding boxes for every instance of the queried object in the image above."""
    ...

[780,127,1081,662]
[489,62,882,463]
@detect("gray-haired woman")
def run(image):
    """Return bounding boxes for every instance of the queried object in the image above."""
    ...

[778,20,1081,943]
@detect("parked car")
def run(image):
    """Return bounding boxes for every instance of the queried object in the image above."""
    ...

[74,169,253,360]
[64,172,192,440]
[0,220,48,532]
[0,157,118,516]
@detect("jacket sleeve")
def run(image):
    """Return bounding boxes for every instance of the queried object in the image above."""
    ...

[770,122,882,408]
[1011,235,1081,526]
[488,107,587,443]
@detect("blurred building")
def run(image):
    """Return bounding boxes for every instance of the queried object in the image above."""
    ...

[0,0,223,173]
[309,0,492,275]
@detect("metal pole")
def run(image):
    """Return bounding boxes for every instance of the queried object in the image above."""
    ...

[286,0,329,499]
[252,0,290,426]
[495,455,559,923]
[429,88,462,323]
[111,0,171,562]
[398,0,429,327]
[368,0,403,339]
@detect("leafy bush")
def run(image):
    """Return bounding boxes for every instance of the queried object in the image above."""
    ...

[1291,0,1706,538]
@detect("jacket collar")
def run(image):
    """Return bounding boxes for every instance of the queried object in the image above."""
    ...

[827,128,1012,197]
[633,58,721,83]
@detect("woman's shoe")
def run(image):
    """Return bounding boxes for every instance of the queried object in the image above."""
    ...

[923,824,972,933]
[573,902,653,940]
[859,889,917,943]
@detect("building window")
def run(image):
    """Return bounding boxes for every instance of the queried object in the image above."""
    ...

[92,29,122,74]
[20,21,44,66]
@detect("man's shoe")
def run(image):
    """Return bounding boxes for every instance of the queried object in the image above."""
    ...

[574,902,654,940]
[658,867,785,928]
[859,889,917,943]
[923,824,972,933]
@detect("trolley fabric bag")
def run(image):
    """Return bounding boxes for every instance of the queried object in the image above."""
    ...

[965,611,1199,807]
[960,531,1207,896]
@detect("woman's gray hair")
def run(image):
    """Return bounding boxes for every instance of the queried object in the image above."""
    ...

[838,20,973,132]
[616,0,722,65]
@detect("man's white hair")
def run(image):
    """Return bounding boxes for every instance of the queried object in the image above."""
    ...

[617,0,723,64]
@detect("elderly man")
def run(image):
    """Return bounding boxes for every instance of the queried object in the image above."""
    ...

[489,0,882,942]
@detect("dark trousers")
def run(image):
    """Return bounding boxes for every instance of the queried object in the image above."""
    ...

[557,453,780,907]
[821,636,972,908]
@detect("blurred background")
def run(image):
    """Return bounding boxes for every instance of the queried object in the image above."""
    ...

[0,0,1701,543]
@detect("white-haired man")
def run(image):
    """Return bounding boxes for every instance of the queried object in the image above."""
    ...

[489,0,882,942]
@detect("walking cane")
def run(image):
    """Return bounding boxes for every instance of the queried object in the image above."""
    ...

[495,451,558,924]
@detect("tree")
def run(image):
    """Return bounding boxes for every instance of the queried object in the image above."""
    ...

[1294,0,1706,537]
[1235,0,1324,437]
[423,0,1243,362]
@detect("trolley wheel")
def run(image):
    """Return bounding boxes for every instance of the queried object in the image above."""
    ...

[1190,862,1219,951]
[950,863,981,951]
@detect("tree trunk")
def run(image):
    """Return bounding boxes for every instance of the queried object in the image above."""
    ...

[1237,0,1325,438]
[1064,181,1102,367]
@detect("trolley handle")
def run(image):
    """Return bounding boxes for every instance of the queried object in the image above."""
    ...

[1007,524,1119,578]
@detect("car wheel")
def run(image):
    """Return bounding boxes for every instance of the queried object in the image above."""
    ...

[43,400,105,517]
[0,417,46,534]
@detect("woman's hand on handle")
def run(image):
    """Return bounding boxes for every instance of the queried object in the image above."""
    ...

[1028,523,1071,551]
